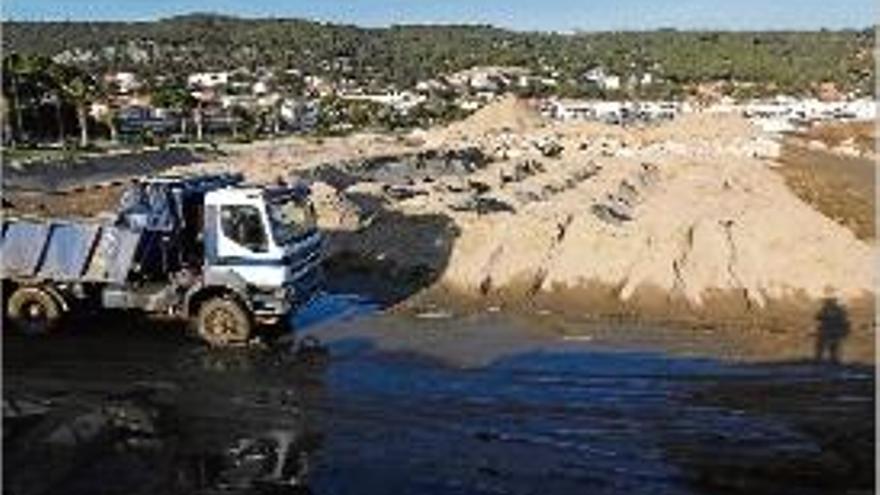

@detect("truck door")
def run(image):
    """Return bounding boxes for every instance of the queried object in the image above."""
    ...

[205,202,288,288]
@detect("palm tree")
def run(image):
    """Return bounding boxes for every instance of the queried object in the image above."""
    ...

[3,54,29,145]
[50,63,98,148]
[266,92,283,135]
[2,54,52,146]
[193,94,207,142]
[152,84,197,139]
[97,80,121,144]
[0,95,10,145]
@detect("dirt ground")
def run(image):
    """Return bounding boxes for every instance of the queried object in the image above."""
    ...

[403,282,876,365]
[3,117,875,368]
[3,303,876,495]
[3,183,127,219]
[793,120,876,155]
[774,140,875,240]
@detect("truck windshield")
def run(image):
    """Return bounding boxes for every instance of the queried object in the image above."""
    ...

[267,196,317,245]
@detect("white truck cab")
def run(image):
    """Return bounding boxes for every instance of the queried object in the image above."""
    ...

[202,185,323,327]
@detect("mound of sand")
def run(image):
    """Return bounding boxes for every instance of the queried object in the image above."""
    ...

[443,95,546,138]
[439,152,873,316]
[637,111,759,144]
[797,121,876,155]
[328,110,871,321]
[182,104,872,326]
[309,181,365,232]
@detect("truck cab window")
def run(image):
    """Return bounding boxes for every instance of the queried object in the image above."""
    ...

[220,205,268,252]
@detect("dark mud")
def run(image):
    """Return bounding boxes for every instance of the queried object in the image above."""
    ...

[3,183,128,219]
[3,148,204,191]
[3,295,875,495]
[300,148,489,190]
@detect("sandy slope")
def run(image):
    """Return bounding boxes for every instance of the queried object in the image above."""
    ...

[175,96,873,322]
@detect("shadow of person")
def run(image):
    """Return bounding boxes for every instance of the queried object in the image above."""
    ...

[814,297,851,365]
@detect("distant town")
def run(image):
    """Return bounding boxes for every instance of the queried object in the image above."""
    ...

[2,16,875,157]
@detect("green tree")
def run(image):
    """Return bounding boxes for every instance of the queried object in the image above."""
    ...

[97,80,121,144]
[2,54,53,146]
[152,84,197,139]
[49,63,98,148]
[229,104,252,140]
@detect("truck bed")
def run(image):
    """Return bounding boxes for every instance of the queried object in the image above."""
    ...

[1,218,142,284]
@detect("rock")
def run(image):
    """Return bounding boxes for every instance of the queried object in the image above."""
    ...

[309,181,364,231]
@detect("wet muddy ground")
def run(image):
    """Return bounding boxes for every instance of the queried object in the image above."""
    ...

[3,293,875,495]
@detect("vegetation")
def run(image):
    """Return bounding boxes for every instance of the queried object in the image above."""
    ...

[151,84,199,138]
[1,16,874,150]
[48,62,99,147]
[3,15,874,97]
[2,53,102,148]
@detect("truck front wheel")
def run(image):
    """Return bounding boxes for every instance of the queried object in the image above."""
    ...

[196,297,253,347]
[7,286,62,335]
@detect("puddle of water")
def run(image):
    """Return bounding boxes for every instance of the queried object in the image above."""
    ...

[4,293,872,495]
[296,320,839,494]
[284,300,872,495]
[291,292,381,331]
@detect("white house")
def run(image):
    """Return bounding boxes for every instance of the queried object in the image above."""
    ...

[252,81,269,95]
[601,75,622,91]
[340,91,426,113]
[582,67,621,91]
[542,99,633,122]
[543,99,683,123]
[280,98,319,130]
[105,71,140,94]
[187,72,230,89]
[304,75,335,97]
[89,102,110,120]
[415,79,446,93]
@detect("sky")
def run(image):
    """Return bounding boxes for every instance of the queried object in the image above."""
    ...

[2,0,875,31]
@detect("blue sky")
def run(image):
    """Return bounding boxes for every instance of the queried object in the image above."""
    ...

[3,0,874,31]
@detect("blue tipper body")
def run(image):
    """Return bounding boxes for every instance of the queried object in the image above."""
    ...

[1,219,142,284]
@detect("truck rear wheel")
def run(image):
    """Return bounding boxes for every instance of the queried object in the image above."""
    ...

[7,286,62,335]
[196,297,253,347]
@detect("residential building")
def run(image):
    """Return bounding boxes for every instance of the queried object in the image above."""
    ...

[187,71,230,89]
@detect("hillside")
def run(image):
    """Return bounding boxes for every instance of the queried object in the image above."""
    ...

[3,15,875,94]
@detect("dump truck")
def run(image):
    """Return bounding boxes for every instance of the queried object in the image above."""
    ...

[1,173,323,346]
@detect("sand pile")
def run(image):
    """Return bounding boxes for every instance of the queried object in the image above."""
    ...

[796,121,876,157]
[309,181,365,232]
[176,133,422,184]
[441,155,872,310]
[435,95,546,144]
[636,111,759,144]
[775,141,875,240]
[372,110,873,317]
[206,100,872,323]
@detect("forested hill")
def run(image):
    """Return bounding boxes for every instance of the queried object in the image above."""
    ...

[3,14,875,95]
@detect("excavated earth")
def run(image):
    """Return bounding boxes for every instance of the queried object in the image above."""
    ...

[4,96,875,361]
[3,97,876,495]
[162,96,874,358]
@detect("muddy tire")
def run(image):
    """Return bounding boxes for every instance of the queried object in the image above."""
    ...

[196,297,253,347]
[7,286,62,335]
